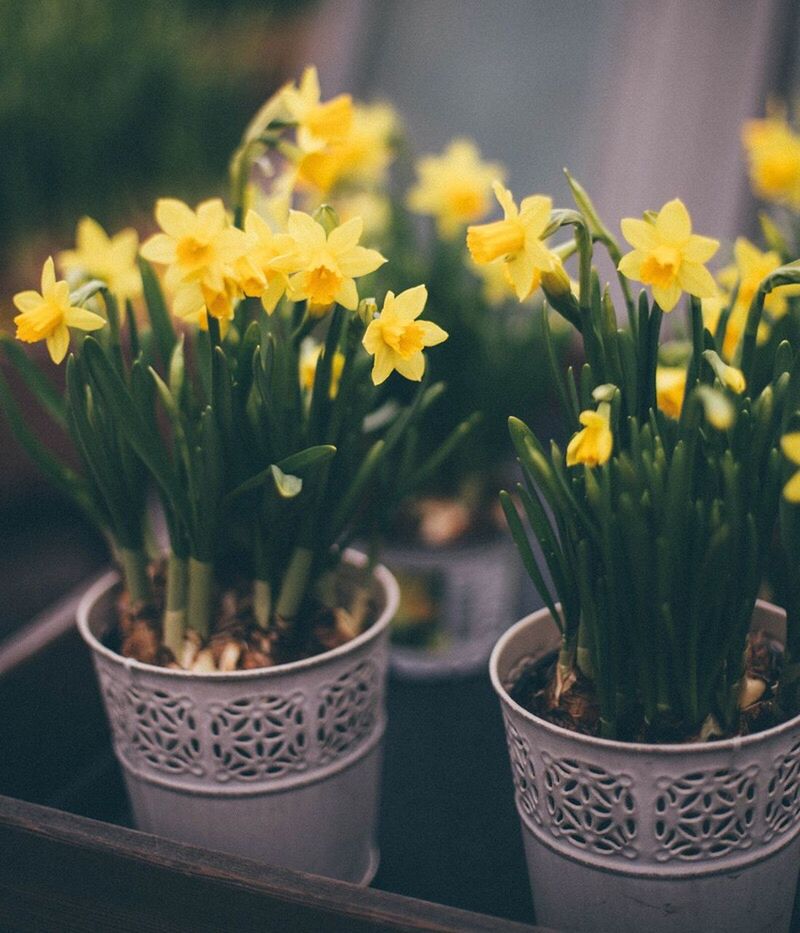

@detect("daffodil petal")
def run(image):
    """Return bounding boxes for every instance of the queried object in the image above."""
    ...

[64,308,106,331]
[41,257,57,293]
[652,281,683,312]
[617,250,643,280]
[392,284,428,321]
[656,199,692,243]
[620,217,658,251]
[678,261,718,298]
[46,325,70,364]
[156,198,196,237]
[337,245,386,277]
[334,277,359,310]
[327,216,363,254]
[417,320,448,346]
[13,290,42,313]
[394,351,425,382]
[371,347,395,385]
[684,234,720,264]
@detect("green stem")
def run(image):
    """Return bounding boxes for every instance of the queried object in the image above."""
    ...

[253,578,272,630]
[163,553,188,657]
[275,546,314,620]
[187,557,214,639]
[119,547,152,605]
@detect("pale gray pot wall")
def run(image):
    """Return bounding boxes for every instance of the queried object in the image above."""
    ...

[490,602,800,933]
[384,534,525,680]
[78,552,399,884]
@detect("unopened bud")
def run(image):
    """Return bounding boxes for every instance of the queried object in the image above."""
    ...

[696,385,735,430]
[313,204,340,235]
[540,258,572,299]
[703,350,746,394]
[357,297,378,326]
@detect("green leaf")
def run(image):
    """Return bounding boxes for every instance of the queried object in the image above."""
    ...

[139,258,176,369]
[0,336,67,429]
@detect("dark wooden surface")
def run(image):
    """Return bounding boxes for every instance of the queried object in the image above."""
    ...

[0,794,548,933]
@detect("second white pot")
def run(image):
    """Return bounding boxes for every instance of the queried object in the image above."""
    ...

[77,551,399,884]
[491,601,800,933]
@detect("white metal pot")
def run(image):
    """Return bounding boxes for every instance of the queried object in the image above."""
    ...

[383,534,525,680]
[490,601,800,933]
[77,551,399,884]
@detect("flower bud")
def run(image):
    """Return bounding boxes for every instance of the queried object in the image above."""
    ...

[357,296,378,327]
[313,204,340,235]
[703,349,746,394]
[696,385,735,430]
[540,257,572,299]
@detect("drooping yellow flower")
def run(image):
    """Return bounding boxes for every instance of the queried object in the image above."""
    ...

[719,237,800,323]
[781,433,800,501]
[299,340,345,398]
[408,140,504,237]
[742,112,800,209]
[58,217,142,305]
[274,211,386,313]
[618,199,719,312]
[140,198,247,323]
[283,66,353,151]
[467,182,558,301]
[13,257,106,363]
[297,102,397,194]
[566,405,613,468]
[234,210,294,314]
[656,367,687,420]
[362,285,448,385]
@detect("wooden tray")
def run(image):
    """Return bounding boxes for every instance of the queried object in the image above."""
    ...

[0,575,545,932]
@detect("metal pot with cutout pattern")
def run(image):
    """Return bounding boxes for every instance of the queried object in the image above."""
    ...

[78,550,399,884]
[490,600,800,933]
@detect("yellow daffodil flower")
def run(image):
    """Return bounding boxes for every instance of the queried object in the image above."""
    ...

[656,367,687,419]
[274,211,386,313]
[140,198,247,324]
[298,102,397,194]
[284,65,353,152]
[566,405,613,468]
[13,257,105,363]
[781,433,800,501]
[618,199,719,312]
[742,112,800,209]
[467,182,558,301]
[362,284,448,384]
[58,217,142,306]
[234,210,294,314]
[299,340,345,397]
[719,237,800,323]
[408,139,503,238]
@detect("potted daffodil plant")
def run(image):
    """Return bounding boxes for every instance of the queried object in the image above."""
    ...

[473,168,800,931]
[251,67,570,677]
[0,71,459,884]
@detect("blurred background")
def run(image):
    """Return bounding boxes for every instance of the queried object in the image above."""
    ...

[1,0,798,633]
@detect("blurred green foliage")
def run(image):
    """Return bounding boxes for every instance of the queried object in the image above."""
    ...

[0,0,317,273]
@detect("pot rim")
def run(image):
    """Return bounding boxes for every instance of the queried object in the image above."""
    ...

[77,547,399,681]
[490,599,800,756]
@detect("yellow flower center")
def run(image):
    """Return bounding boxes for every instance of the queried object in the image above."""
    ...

[305,263,343,306]
[380,319,426,359]
[176,236,214,272]
[639,244,681,288]
[446,185,487,221]
[467,219,525,263]
[15,300,64,341]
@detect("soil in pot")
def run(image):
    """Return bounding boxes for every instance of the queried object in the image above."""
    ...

[510,631,787,744]
[106,557,379,673]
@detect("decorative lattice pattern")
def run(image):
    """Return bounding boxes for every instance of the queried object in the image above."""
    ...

[113,683,204,776]
[765,740,800,840]
[502,710,541,824]
[654,767,757,861]
[542,753,637,858]
[209,693,307,782]
[317,660,379,762]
